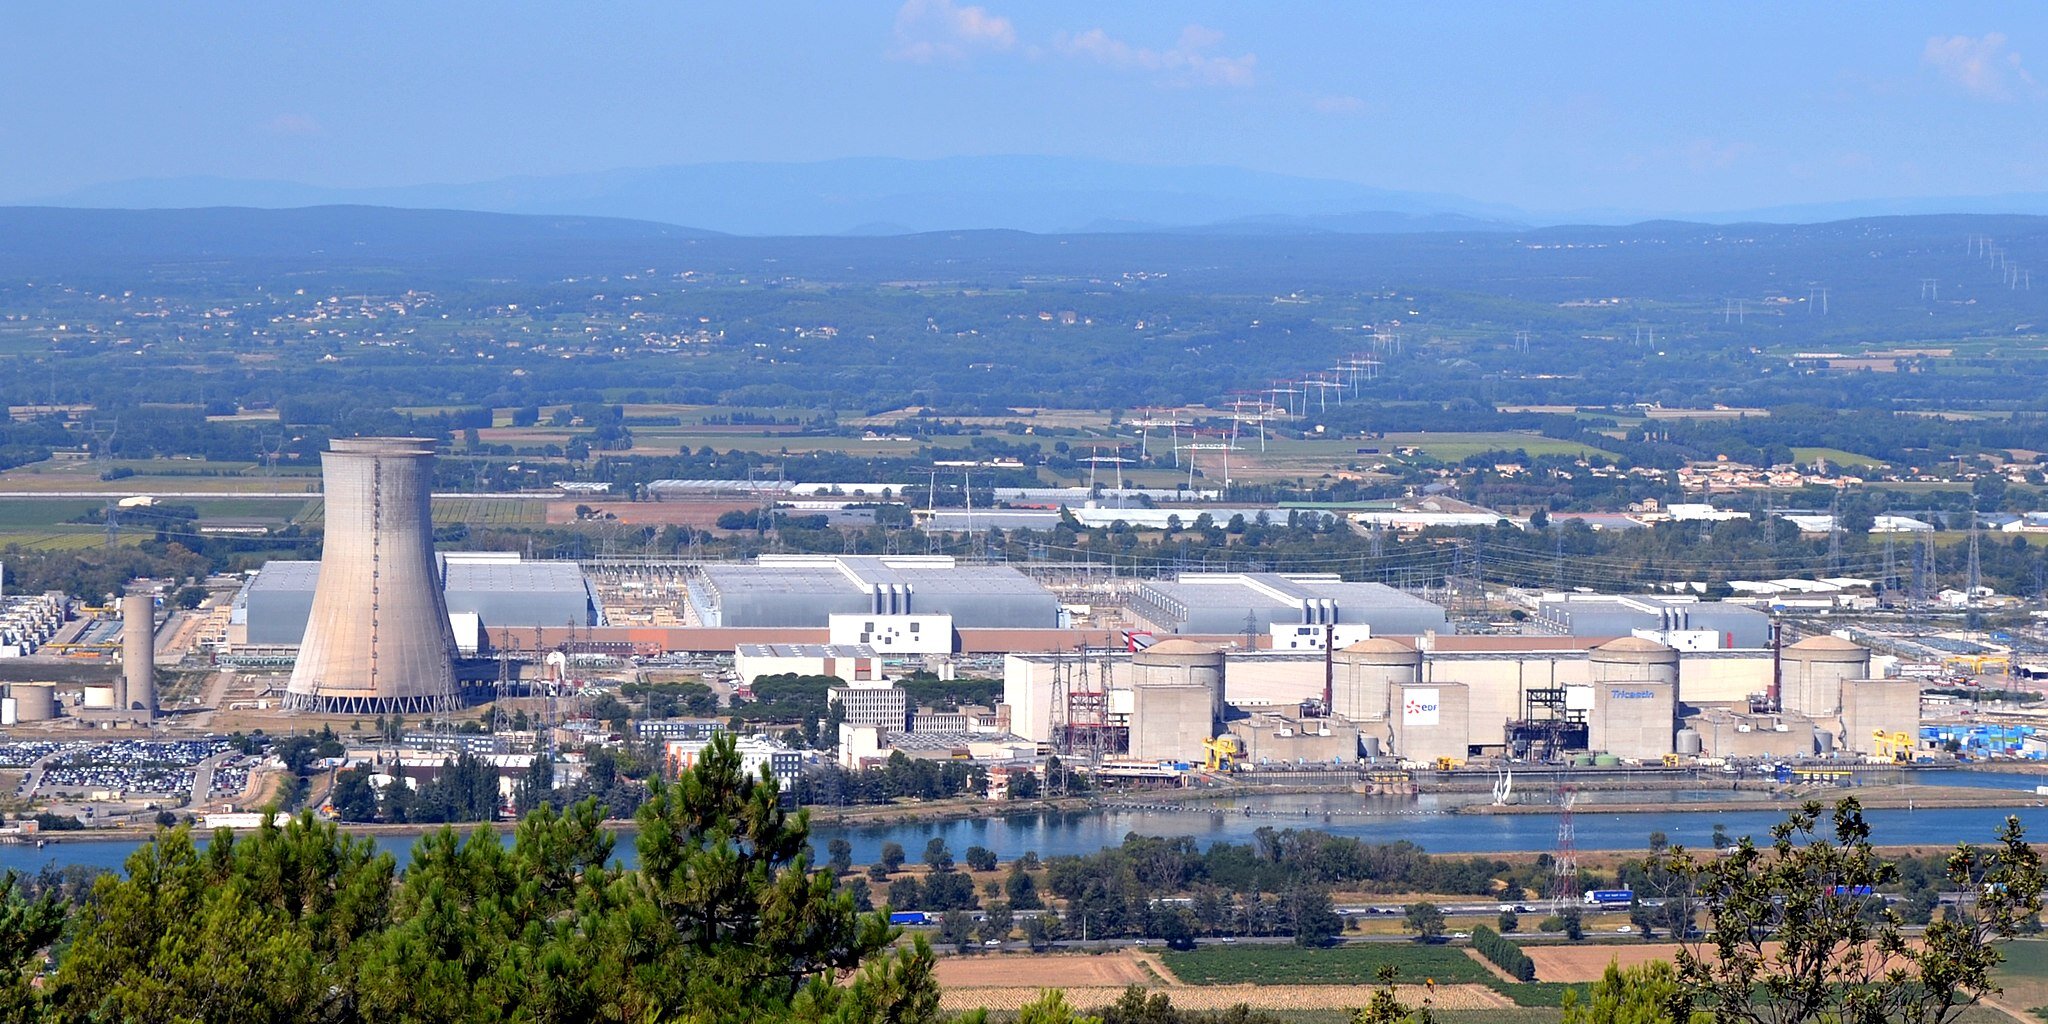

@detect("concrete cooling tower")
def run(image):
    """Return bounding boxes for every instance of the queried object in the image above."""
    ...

[286,438,462,714]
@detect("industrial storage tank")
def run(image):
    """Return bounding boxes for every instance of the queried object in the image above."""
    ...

[286,438,463,714]
[1674,728,1703,755]
[1330,638,1421,721]
[1126,639,1223,761]
[1780,635,1871,718]
[81,684,117,710]
[1587,636,1679,684]
[121,591,156,718]
[9,683,56,721]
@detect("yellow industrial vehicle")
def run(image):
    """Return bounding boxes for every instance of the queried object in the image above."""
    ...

[1661,753,1681,767]
[1872,729,1914,763]
[1434,756,1463,771]
[1203,736,1243,772]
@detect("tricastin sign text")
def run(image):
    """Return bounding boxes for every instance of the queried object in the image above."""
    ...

[1608,688,1656,699]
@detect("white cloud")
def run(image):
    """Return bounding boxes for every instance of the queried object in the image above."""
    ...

[1056,24,1255,88]
[889,0,1016,64]
[1923,32,2039,100]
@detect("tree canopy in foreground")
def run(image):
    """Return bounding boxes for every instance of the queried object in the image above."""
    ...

[1,784,2044,1024]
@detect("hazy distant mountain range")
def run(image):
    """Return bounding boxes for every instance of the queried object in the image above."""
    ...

[19,156,2048,236]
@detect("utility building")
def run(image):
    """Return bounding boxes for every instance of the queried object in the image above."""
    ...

[1778,635,1871,718]
[1126,639,1223,761]
[1535,594,1770,649]
[1130,572,1449,636]
[1329,638,1421,721]
[689,555,1059,630]
[233,554,601,648]
[1390,681,1470,763]
[1584,637,1679,760]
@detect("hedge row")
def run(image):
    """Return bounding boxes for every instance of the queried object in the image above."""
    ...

[1470,925,1536,982]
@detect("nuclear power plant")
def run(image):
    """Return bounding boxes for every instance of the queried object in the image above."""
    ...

[285,438,464,714]
[1004,629,1922,767]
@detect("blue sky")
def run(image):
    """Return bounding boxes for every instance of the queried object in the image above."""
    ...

[2,1,2044,213]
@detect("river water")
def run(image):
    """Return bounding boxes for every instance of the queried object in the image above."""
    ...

[8,772,2046,877]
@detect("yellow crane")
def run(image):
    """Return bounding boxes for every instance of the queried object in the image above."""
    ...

[1943,654,2011,676]
[1872,729,1913,763]
[1203,736,1243,772]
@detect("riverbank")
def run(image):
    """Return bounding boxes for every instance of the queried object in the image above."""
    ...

[1463,783,2047,816]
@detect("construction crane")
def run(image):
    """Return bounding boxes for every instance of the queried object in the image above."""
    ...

[1872,729,1914,763]
[1203,735,1242,772]
[1943,654,2011,677]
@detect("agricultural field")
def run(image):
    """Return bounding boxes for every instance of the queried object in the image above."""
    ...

[0,457,317,495]
[931,948,1525,1017]
[0,498,123,549]
[844,407,1122,430]
[1162,943,1492,986]
[1790,447,1887,469]
[1521,943,1679,983]
[1212,431,1610,485]
[293,497,545,527]
[1994,939,2048,1017]
[542,500,752,526]
[0,494,303,549]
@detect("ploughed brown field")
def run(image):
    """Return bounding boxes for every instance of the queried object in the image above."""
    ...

[930,951,1512,1013]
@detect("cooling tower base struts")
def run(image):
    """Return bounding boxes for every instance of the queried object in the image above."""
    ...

[282,690,465,715]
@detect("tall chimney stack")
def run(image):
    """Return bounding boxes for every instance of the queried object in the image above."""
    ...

[121,591,156,720]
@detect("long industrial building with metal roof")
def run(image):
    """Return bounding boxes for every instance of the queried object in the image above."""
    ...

[1130,572,1450,637]
[685,554,1061,629]
[232,553,602,647]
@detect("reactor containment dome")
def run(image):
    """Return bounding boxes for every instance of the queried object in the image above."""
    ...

[286,438,463,714]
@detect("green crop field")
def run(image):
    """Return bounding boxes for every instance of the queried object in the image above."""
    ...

[0,500,102,530]
[1790,447,1887,468]
[1163,944,1492,986]
[1995,938,2048,1015]
[293,497,544,527]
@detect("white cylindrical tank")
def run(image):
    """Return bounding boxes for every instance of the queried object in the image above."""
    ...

[1331,638,1422,721]
[287,438,462,715]
[10,683,56,721]
[1127,639,1224,761]
[1780,635,1870,718]
[1,698,14,726]
[1588,636,1679,684]
[1675,728,1703,755]
[82,684,117,710]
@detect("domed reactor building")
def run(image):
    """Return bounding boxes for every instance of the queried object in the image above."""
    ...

[285,438,463,714]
